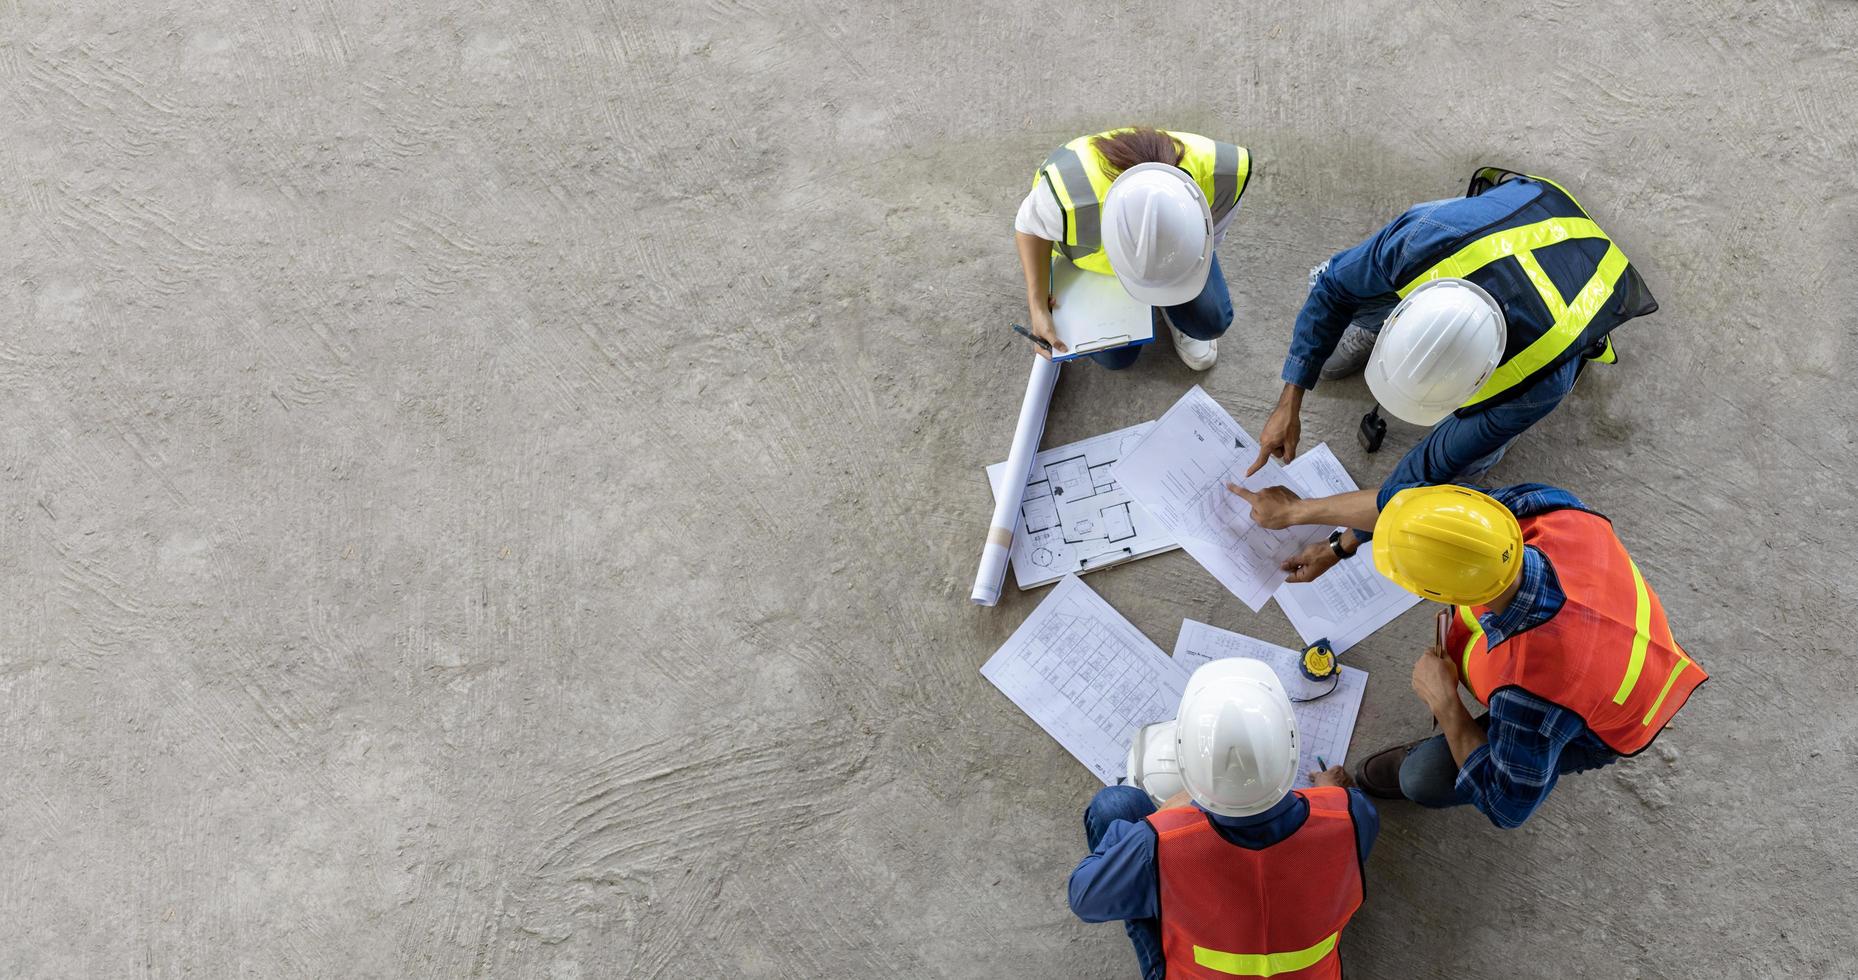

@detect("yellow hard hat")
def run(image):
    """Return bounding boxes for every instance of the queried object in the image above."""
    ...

[1372,485,1523,606]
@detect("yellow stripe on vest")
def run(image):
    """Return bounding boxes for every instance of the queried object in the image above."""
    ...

[1458,605,1485,680]
[1193,932,1339,977]
[1612,559,1653,705]
[1642,657,1692,727]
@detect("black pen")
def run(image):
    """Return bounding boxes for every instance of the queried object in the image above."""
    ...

[1011,322,1053,352]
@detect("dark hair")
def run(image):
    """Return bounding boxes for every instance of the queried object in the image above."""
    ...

[1092,127,1184,180]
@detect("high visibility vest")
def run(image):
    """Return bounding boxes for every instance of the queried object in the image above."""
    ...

[1032,129,1251,276]
[1446,507,1707,755]
[1400,168,1659,415]
[1146,788,1362,979]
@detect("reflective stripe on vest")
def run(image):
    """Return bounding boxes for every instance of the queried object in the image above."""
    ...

[1396,177,1631,409]
[1447,508,1706,754]
[1147,787,1360,980]
[1035,130,1250,275]
[1193,932,1339,977]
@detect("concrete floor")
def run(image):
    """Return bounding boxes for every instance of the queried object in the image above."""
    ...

[4,0,1856,976]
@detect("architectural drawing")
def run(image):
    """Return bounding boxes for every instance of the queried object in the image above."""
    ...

[986,421,1180,590]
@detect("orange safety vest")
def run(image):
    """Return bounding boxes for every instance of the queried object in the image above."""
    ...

[1445,507,1707,755]
[1147,788,1362,979]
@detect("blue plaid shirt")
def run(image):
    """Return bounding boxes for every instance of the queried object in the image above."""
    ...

[1391,482,1622,828]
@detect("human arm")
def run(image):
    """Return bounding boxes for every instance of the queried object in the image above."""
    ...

[1226,485,1382,533]
[1452,688,1595,830]
[1067,818,1160,922]
[1412,644,1489,767]
[1015,230,1065,355]
[1281,233,1407,391]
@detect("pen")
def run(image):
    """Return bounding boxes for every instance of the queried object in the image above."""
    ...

[1317,755,1328,770]
[1010,322,1053,352]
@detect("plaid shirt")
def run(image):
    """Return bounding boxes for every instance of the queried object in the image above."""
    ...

[1453,483,1620,828]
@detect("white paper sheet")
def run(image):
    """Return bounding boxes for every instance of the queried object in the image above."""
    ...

[1114,387,1329,611]
[1172,619,1367,787]
[972,354,1061,605]
[1275,444,1424,652]
[985,421,1179,590]
[980,575,1189,783]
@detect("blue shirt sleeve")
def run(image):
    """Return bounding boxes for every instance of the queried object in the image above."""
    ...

[1453,688,1591,829]
[1346,789,1379,865]
[1282,233,1407,390]
[1067,818,1158,923]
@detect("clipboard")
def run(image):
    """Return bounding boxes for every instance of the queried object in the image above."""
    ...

[1048,257,1154,361]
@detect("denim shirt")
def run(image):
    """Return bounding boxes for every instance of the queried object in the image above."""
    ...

[1282,179,1547,390]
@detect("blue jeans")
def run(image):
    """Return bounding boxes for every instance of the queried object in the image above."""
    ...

[1397,715,1619,807]
[1084,786,1165,980]
[1091,254,1233,370]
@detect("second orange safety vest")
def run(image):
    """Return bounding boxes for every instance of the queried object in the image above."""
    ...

[1147,787,1362,979]
[1445,507,1707,755]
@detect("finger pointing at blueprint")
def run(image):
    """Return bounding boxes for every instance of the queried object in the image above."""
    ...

[1114,387,1329,610]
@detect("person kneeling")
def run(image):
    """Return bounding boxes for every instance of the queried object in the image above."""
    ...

[1068,659,1379,979]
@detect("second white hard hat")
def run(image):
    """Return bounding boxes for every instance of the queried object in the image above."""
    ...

[1174,658,1299,817]
[1125,719,1186,807]
[1101,162,1214,307]
[1366,278,1506,426]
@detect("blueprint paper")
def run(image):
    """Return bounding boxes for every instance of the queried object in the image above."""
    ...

[1113,387,1329,611]
[1172,619,1367,788]
[980,575,1189,783]
[986,421,1180,590]
[973,354,1061,605]
[1274,444,1423,653]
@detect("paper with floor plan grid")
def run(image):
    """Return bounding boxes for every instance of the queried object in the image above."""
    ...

[980,575,1189,783]
[1172,619,1367,787]
[1275,444,1424,653]
[985,421,1179,590]
[1113,387,1330,611]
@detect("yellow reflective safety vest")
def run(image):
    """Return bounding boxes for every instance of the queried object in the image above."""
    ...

[1032,129,1251,276]
[1399,168,1659,416]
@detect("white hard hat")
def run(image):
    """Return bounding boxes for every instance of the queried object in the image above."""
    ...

[1101,162,1214,306]
[1125,720,1186,807]
[1366,278,1506,426]
[1174,658,1298,817]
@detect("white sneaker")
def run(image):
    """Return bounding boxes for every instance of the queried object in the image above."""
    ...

[1319,324,1377,380]
[1169,323,1218,371]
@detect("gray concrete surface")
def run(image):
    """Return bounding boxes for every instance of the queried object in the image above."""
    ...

[3,0,1856,976]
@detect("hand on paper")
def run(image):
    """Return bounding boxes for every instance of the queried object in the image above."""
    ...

[1410,644,1461,715]
[1225,484,1303,530]
[1310,765,1353,789]
[1247,394,1302,475]
[1280,540,1341,583]
[1029,295,1067,356]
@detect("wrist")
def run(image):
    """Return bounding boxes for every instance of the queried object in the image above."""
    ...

[1278,383,1305,409]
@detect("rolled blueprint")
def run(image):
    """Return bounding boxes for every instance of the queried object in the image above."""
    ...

[972,353,1061,605]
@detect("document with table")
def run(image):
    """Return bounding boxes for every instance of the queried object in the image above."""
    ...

[1276,444,1424,653]
[979,575,1189,783]
[1172,619,1368,788]
[1114,387,1329,611]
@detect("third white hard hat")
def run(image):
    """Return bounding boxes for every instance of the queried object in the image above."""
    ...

[1365,278,1506,426]
[1173,658,1298,817]
[1101,162,1214,307]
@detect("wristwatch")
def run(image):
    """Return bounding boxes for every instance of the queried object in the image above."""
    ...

[1328,528,1358,560]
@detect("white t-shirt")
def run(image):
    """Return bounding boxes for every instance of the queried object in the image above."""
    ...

[1014,178,1239,247]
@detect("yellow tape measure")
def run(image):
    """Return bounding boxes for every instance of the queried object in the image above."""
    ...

[1300,639,1338,682]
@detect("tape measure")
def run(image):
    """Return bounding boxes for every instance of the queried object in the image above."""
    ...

[1299,639,1338,682]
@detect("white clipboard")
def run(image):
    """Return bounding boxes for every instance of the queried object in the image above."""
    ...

[1049,257,1154,361]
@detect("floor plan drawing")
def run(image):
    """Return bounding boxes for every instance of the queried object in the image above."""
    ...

[986,422,1180,590]
[980,575,1190,783]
